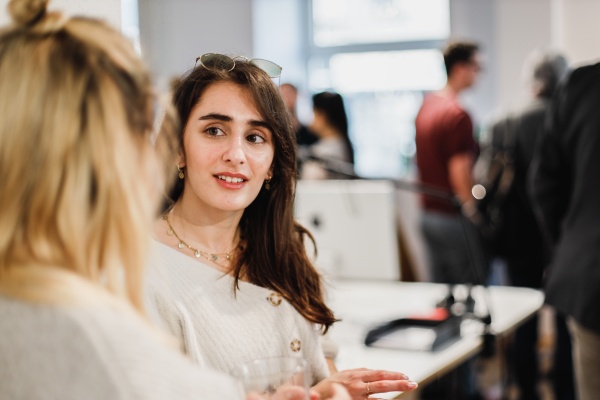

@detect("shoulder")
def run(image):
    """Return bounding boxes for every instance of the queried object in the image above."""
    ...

[0,298,240,400]
[79,307,239,399]
[569,62,600,83]
[417,94,469,127]
[436,94,472,122]
[80,306,241,400]
[144,239,220,330]
[145,240,216,291]
[555,63,600,104]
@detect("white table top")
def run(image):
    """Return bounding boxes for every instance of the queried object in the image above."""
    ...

[325,280,544,399]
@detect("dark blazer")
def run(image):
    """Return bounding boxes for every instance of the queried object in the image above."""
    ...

[530,63,600,333]
[489,99,551,288]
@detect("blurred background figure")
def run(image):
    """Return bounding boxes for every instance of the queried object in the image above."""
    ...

[280,83,319,147]
[414,40,484,400]
[415,41,483,285]
[301,91,355,180]
[280,82,319,177]
[530,59,600,400]
[483,48,573,400]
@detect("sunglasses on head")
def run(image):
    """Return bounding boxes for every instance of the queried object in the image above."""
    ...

[195,53,282,82]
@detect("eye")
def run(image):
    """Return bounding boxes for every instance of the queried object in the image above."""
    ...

[205,126,225,136]
[247,133,267,144]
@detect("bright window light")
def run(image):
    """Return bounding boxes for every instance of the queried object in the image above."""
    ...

[121,0,141,54]
[311,50,446,93]
[312,0,450,47]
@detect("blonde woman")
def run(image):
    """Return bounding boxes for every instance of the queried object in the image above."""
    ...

[0,1,253,399]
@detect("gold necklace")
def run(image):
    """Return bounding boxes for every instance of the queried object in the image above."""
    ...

[163,213,234,267]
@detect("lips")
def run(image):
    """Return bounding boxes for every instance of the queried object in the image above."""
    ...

[217,175,246,183]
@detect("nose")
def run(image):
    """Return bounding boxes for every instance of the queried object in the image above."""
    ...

[223,135,246,165]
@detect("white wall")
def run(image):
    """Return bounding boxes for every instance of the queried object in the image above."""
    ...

[253,0,308,87]
[555,0,600,67]
[138,0,253,90]
[448,0,496,132]
[493,0,553,114]
[0,0,121,28]
[489,0,600,117]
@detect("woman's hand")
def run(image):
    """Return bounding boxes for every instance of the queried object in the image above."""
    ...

[322,383,352,400]
[311,368,418,400]
[246,382,350,400]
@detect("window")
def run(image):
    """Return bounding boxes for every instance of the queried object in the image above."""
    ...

[310,50,445,92]
[307,0,450,178]
[121,0,141,54]
[312,0,450,47]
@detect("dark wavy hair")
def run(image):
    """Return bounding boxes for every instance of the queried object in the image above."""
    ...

[165,60,338,332]
[312,91,355,165]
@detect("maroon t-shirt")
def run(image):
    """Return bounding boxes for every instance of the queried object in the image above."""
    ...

[415,93,478,214]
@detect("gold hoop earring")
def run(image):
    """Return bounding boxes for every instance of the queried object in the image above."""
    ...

[178,166,184,180]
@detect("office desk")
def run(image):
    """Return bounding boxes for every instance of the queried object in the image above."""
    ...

[325,280,544,399]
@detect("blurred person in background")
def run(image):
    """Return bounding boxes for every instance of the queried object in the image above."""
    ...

[483,48,573,400]
[280,82,319,177]
[415,40,484,400]
[301,91,355,179]
[280,82,319,147]
[530,58,600,400]
[415,40,483,285]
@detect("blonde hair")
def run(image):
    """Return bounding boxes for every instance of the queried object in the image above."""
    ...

[0,0,177,312]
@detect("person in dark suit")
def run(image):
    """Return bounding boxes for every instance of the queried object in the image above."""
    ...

[485,48,573,400]
[530,60,600,400]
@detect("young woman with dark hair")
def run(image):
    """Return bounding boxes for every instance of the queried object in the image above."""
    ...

[302,91,355,179]
[145,54,417,399]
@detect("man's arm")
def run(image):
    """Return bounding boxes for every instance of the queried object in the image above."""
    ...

[449,152,476,213]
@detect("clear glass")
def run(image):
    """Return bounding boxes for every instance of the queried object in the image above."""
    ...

[230,356,310,399]
[312,0,450,47]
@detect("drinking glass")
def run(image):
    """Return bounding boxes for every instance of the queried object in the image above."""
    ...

[230,356,310,399]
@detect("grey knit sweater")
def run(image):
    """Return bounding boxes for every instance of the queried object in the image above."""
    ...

[0,295,243,400]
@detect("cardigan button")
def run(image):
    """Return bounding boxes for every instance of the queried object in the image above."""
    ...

[290,338,302,352]
[267,292,283,306]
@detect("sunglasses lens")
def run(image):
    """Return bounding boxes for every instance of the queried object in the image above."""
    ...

[200,53,235,71]
[251,59,282,78]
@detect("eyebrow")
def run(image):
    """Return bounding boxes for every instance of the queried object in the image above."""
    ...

[198,113,271,130]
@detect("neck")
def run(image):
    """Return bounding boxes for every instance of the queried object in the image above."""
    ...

[166,200,240,255]
[440,82,461,98]
[316,126,341,139]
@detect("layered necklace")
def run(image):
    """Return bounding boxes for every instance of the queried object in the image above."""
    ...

[163,213,235,269]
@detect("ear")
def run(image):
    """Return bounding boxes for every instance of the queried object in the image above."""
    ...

[177,152,186,168]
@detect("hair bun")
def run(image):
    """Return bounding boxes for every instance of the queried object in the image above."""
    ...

[8,0,49,26]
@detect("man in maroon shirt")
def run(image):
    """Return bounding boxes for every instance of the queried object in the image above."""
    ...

[415,41,482,285]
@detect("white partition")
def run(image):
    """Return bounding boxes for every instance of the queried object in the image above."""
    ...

[295,180,400,281]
